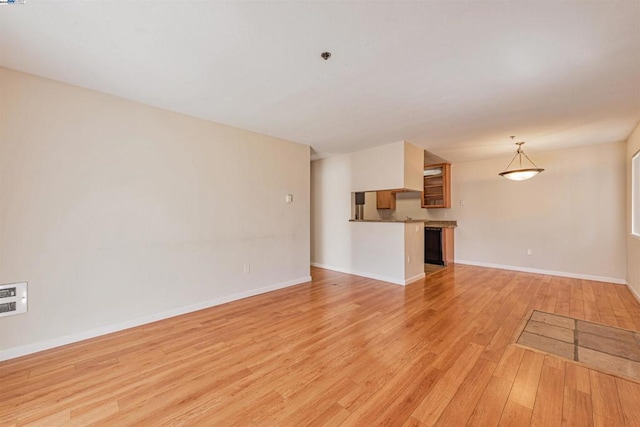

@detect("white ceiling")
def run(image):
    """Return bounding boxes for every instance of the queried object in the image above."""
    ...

[1,1,639,162]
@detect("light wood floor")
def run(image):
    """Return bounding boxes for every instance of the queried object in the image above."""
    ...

[2,265,640,426]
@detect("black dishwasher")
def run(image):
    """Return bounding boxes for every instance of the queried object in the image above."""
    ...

[424,227,444,265]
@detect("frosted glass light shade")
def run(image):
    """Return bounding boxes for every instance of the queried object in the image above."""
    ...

[499,168,544,181]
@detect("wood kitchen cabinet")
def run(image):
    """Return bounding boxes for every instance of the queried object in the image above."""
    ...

[442,227,454,265]
[422,163,451,208]
[376,190,397,209]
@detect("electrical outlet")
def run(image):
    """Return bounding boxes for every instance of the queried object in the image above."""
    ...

[243,264,250,273]
[286,194,293,203]
[407,255,411,264]
[527,249,533,256]
[460,200,465,206]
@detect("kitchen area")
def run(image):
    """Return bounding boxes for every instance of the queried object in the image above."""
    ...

[348,148,457,284]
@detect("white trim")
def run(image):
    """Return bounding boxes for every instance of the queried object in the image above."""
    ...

[627,283,640,305]
[311,262,406,285]
[0,276,311,362]
[310,262,426,286]
[404,272,426,285]
[455,260,626,284]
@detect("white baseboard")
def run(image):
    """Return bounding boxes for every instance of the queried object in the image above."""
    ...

[311,262,404,285]
[455,260,626,284]
[627,282,640,304]
[405,272,426,285]
[311,262,424,286]
[0,276,311,362]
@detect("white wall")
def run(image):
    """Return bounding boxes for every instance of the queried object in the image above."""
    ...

[404,142,425,191]
[311,153,425,285]
[350,222,405,283]
[404,222,425,281]
[314,139,627,284]
[351,141,405,192]
[350,222,424,284]
[351,141,424,192]
[627,123,640,299]
[449,142,626,282]
[310,154,352,268]
[0,68,311,359]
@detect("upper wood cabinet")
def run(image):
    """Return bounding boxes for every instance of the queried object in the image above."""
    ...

[376,190,397,210]
[422,163,451,208]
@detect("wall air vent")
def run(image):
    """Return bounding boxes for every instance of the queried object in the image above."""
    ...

[0,302,17,313]
[0,282,27,317]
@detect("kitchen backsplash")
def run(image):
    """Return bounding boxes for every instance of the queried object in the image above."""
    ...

[363,191,448,220]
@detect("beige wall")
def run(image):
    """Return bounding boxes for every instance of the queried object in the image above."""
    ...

[351,141,405,192]
[627,123,640,299]
[311,153,424,284]
[0,68,310,359]
[314,137,626,283]
[403,142,425,192]
[369,142,627,281]
[404,222,425,281]
[310,154,352,267]
[350,141,424,192]
[447,142,626,282]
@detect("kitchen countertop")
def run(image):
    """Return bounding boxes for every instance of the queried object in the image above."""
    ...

[349,219,425,223]
[424,220,457,228]
[349,219,457,227]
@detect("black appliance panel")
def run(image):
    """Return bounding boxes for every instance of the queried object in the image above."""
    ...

[424,227,444,265]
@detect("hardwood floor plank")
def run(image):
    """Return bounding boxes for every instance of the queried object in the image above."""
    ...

[581,280,601,324]
[410,342,484,425]
[1,265,639,425]
[306,402,351,427]
[562,388,594,427]
[589,370,625,426]
[505,350,545,410]
[341,360,441,426]
[531,355,565,427]
[569,279,585,320]
[556,277,573,316]
[565,363,590,391]
[435,357,497,425]
[541,277,561,313]
[563,364,593,427]
[615,377,640,427]
[68,401,119,427]
[592,282,620,328]
[498,400,533,427]
[493,344,525,382]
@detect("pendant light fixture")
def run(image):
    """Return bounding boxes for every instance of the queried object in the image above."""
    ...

[499,136,544,181]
